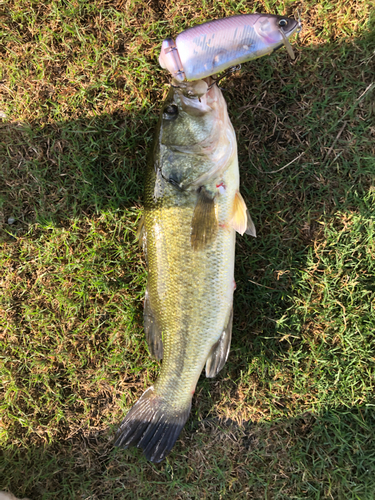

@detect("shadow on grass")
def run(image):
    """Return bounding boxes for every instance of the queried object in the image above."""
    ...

[1,25,375,500]
[0,109,149,237]
[1,405,374,498]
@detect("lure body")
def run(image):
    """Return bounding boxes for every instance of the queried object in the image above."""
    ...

[159,13,301,81]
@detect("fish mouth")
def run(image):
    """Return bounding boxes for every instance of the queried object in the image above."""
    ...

[170,77,218,115]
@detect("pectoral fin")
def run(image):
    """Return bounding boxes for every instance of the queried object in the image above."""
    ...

[144,287,163,360]
[191,186,218,250]
[206,307,233,378]
[245,209,257,237]
[229,192,256,237]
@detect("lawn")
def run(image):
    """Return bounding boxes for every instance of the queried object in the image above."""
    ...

[0,0,374,498]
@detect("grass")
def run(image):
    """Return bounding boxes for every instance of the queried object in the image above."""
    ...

[0,0,375,498]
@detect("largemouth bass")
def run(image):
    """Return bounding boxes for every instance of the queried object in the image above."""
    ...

[115,77,256,462]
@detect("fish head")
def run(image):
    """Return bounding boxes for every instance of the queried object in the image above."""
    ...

[161,79,221,145]
[157,79,236,188]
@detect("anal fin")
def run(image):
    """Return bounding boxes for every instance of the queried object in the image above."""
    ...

[206,307,233,378]
[191,186,218,251]
[144,287,163,360]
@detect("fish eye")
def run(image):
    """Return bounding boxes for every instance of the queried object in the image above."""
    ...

[164,104,179,119]
[278,19,288,27]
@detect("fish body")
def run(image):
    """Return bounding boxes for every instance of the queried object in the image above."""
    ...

[159,13,301,81]
[115,78,255,462]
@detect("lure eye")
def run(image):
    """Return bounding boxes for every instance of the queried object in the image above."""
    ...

[164,104,179,119]
[278,19,288,28]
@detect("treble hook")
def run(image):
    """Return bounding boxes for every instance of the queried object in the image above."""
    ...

[169,64,242,93]
[207,64,242,90]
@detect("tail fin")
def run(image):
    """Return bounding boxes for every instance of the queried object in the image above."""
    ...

[114,386,191,463]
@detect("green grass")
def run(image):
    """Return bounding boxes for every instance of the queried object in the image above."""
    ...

[1,0,375,498]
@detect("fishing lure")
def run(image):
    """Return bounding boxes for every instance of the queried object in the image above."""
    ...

[159,13,301,82]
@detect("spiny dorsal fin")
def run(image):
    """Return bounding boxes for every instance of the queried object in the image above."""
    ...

[229,192,256,237]
[191,186,218,251]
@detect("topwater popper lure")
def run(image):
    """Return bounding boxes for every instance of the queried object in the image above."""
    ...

[159,13,301,82]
